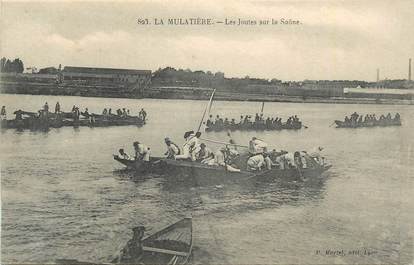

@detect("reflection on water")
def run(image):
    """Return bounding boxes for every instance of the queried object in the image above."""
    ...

[1,94,413,264]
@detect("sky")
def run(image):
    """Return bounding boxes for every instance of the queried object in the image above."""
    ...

[1,0,413,81]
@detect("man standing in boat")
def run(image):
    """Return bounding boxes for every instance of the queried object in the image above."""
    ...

[55,102,60,114]
[1,106,6,121]
[139,108,147,121]
[133,141,151,162]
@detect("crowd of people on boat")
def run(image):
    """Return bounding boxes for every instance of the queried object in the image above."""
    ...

[1,103,147,122]
[205,113,302,131]
[339,112,401,127]
[118,131,326,173]
[100,107,147,121]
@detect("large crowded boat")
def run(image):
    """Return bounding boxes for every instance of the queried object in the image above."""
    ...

[113,131,331,185]
[334,112,401,128]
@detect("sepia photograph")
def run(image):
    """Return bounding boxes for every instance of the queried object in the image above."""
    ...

[0,0,413,264]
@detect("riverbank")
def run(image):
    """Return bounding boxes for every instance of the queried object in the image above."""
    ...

[1,81,413,105]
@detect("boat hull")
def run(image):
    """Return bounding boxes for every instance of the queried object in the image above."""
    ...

[334,119,401,128]
[114,156,331,186]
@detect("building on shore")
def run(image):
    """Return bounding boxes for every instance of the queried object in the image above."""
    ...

[344,87,414,100]
[62,66,152,93]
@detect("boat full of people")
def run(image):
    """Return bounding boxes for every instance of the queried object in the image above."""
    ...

[334,112,401,128]
[0,103,147,130]
[113,131,331,185]
[204,114,304,132]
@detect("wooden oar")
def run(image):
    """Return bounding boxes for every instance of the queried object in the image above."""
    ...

[200,137,248,148]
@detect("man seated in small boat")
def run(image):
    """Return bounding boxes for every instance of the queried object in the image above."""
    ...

[102,108,108,115]
[118,148,131,160]
[164,137,180,159]
[113,226,145,263]
[133,141,151,162]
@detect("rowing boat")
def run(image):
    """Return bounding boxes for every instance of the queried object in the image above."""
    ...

[205,122,302,132]
[113,217,193,265]
[113,155,331,186]
[56,218,193,265]
[334,119,401,128]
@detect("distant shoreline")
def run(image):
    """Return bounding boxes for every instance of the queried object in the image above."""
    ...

[1,90,413,105]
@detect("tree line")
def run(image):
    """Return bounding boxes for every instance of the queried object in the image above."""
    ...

[0,57,24,73]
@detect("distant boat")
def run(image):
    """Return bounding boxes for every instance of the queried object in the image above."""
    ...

[334,119,401,128]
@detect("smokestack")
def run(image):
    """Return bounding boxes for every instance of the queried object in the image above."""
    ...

[409,58,412,81]
[376,68,380,83]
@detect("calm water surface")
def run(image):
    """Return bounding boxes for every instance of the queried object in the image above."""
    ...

[1,94,413,264]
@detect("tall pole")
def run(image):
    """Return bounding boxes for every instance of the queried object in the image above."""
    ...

[409,58,412,81]
[376,68,380,83]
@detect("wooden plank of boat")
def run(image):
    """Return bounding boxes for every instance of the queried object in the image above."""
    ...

[141,246,188,257]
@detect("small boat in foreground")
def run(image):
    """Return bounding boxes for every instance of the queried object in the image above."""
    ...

[113,217,193,265]
[56,217,193,265]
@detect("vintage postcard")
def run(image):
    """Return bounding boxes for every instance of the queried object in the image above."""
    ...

[0,0,413,264]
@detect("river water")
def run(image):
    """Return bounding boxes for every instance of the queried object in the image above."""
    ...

[1,94,413,264]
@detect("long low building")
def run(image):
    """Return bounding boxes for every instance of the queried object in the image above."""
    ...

[62,66,152,86]
[344,87,414,100]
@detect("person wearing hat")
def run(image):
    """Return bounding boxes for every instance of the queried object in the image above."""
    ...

[197,143,213,162]
[133,141,151,162]
[176,131,201,161]
[175,131,194,160]
[164,137,180,159]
